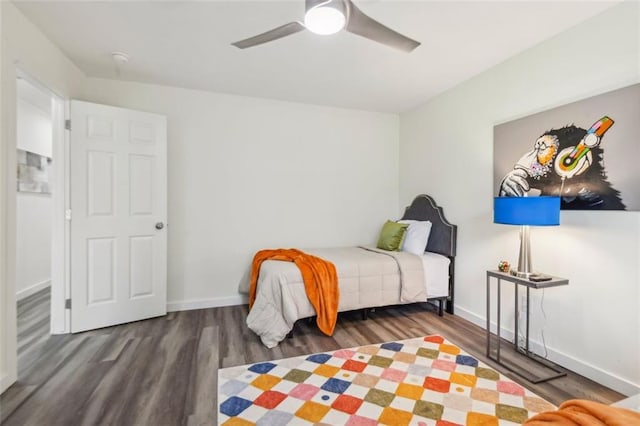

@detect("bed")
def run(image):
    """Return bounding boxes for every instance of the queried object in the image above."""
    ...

[241,194,457,348]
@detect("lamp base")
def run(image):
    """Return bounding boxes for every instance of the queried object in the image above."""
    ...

[510,270,533,278]
[516,225,532,278]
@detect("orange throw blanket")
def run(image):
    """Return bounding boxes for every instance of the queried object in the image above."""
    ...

[249,249,339,336]
[524,399,640,426]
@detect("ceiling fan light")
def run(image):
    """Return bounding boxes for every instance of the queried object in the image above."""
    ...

[304,6,345,35]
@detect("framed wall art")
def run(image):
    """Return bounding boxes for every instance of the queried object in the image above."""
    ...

[494,84,639,211]
[17,149,52,194]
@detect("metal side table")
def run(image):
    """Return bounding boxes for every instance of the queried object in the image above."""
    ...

[486,270,568,383]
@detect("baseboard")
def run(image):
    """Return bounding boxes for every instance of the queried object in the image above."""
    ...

[16,279,50,301]
[167,294,248,312]
[0,371,17,395]
[454,305,640,396]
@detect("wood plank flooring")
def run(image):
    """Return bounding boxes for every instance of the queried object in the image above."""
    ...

[17,287,51,359]
[1,301,626,425]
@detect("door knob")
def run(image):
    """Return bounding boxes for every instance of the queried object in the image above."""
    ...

[155,222,164,230]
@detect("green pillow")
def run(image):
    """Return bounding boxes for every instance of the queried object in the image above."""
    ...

[376,220,409,251]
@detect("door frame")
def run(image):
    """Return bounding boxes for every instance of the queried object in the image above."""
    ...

[1,66,68,395]
[50,83,69,334]
[16,69,70,335]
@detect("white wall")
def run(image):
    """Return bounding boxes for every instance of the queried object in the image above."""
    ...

[17,96,52,156]
[16,95,53,299]
[16,195,52,299]
[84,79,400,309]
[1,1,86,393]
[400,3,639,395]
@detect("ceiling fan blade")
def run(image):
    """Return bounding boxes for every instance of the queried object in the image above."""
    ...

[232,22,306,49]
[345,0,420,52]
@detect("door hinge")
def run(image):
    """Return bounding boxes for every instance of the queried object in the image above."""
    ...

[65,209,72,221]
[65,298,72,309]
[65,119,71,131]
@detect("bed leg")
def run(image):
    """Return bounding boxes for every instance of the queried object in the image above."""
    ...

[362,309,368,320]
[438,299,444,317]
[446,258,455,315]
[445,299,454,315]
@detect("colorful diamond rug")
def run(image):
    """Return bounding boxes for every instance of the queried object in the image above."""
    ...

[218,335,555,425]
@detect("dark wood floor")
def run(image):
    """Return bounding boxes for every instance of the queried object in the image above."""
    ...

[1,300,625,426]
[17,287,51,359]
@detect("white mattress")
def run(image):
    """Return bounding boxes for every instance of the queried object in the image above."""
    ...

[422,252,450,298]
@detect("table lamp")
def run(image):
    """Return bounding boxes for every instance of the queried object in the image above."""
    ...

[493,196,560,278]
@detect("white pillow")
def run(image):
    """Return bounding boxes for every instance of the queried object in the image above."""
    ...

[398,220,432,256]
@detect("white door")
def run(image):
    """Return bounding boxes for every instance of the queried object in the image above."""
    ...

[70,100,167,333]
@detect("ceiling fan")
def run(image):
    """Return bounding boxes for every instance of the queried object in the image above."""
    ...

[231,0,420,52]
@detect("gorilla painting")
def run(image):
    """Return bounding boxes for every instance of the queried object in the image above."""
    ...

[498,116,626,210]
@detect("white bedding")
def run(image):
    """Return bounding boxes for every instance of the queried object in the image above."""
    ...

[422,252,451,298]
[243,247,450,348]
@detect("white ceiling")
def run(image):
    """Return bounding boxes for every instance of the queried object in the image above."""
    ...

[13,0,619,113]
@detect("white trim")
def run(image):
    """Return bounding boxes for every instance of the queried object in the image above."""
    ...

[2,63,19,396]
[16,279,50,301]
[50,96,68,335]
[0,371,17,395]
[455,305,517,340]
[167,295,248,312]
[455,305,640,396]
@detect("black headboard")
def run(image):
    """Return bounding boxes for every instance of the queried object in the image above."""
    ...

[400,194,457,258]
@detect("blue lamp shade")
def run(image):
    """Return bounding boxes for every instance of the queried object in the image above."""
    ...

[494,196,560,226]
